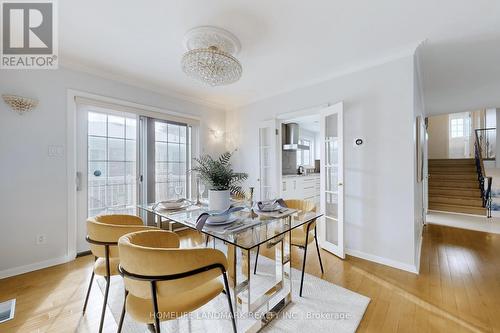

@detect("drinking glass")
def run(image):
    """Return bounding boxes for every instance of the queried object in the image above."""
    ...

[174,184,183,199]
[198,183,206,199]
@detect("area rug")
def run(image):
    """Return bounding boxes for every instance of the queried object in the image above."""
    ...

[97,250,369,333]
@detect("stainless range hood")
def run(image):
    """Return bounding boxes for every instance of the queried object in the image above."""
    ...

[282,123,310,151]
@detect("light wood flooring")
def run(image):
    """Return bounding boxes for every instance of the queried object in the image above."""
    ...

[1,223,500,332]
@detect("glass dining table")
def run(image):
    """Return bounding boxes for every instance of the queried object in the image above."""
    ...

[137,203,323,333]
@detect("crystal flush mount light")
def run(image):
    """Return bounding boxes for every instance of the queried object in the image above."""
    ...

[181,26,242,86]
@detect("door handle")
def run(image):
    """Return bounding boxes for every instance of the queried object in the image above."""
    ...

[76,172,82,191]
[338,182,343,186]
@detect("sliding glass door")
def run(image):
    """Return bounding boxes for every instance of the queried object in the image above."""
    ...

[76,102,194,253]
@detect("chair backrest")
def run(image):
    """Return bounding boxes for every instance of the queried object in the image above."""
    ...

[284,199,317,231]
[86,214,155,259]
[119,230,228,299]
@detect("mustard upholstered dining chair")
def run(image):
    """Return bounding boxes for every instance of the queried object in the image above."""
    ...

[84,214,157,333]
[253,199,324,297]
[117,230,237,333]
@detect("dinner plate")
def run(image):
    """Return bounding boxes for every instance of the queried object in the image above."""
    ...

[205,216,238,226]
[159,201,190,210]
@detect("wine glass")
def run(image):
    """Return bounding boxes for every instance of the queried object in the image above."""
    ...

[198,183,206,200]
[174,184,183,199]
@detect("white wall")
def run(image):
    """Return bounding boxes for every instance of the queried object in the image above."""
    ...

[427,114,449,159]
[0,67,226,278]
[227,55,419,272]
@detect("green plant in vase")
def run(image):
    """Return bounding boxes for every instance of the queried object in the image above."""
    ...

[191,151,248,211]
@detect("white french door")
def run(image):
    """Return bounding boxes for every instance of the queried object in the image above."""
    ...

[258,120,279,201]
[319,103,345,258]
[76,105,139,252]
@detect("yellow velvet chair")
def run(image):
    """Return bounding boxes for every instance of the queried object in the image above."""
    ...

[254,199,324,297]
[117,230,236,333]
[84,214,156,333]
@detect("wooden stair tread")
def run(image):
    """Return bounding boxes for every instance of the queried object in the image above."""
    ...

[428,203,486,215]
[427,158,485,217]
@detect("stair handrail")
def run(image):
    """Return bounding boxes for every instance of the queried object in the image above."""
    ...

[474,129,492,217]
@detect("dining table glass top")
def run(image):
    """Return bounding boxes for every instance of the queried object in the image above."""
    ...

[137,203,323,250]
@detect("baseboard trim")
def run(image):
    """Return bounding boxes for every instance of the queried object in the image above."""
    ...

[0,255,74,280]
[346,248,418,274]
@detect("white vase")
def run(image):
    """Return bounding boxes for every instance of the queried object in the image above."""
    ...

[208,189,230,211]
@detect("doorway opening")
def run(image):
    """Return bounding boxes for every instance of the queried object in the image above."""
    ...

[426,108,498,230]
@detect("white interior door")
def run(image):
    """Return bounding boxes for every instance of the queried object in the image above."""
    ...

[258,120,279,201]
[319,103,344,258]
[76,104,138,253]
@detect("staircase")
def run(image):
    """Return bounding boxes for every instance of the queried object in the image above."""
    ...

[428,159,486,215]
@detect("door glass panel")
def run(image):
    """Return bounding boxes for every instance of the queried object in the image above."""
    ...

[324,113,339,247]
[87,111,137,217]
[154,121,190,202]
[259,127,274,200]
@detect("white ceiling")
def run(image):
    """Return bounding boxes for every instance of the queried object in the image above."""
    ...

[421,36,500,115]
[60,1,500,110]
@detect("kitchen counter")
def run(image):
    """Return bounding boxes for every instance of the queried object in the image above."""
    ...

[282,173,320,179]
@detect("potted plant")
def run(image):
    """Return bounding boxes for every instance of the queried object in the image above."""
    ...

[191,151,248,211]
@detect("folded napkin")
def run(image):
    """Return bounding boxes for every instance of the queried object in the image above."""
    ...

[195,206,244,231]
[257,198,287,211]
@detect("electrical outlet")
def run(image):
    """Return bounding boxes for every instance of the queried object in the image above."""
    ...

[36,234,47,245]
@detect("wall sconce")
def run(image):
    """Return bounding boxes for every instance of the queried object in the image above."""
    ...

[209,128,224,141]
[2,94,38,114]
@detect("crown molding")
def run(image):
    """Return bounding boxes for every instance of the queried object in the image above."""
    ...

[59,57,230,111]
[234,41,424,109]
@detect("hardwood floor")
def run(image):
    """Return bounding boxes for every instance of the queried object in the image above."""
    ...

[1,223,500,332]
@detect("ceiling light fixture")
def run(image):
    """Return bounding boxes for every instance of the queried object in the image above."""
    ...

[181,26,242,86]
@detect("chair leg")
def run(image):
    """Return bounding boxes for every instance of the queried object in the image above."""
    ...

[99,276,110,333]
[150,281,161,333]
[299,233,310,297]
[253,245,259,275]
[222,272,237,333]
[82,271,94,314]
[205,235,210,247]
[314,227,324,274]
[117,289,128,333]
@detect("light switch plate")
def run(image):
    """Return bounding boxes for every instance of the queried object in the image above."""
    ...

[48,145,64,157]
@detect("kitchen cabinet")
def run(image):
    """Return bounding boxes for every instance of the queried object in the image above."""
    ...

[281,174,320,205]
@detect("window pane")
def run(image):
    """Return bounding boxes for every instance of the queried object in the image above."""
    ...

[108,138,125,161]
[155,122,168,142]
[108,115,125,138]
[125,140,136,161]
[88,136,106,161]
[156,162,169,183]
[108,162,125,185]
[168,143,180,162]
[179,126,187,143]
[88,161,106,187]
[125,162,136,184]
[168,123,180,143]
[156,142,168,162]
[106,184,127,207]
[88,112,107,136]
[126,118,136,140]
